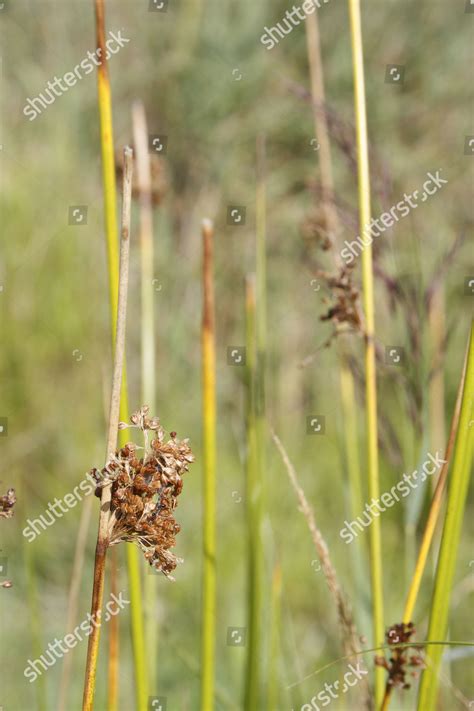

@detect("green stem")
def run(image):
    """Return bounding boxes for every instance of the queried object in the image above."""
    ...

[347,0,384,704]
[245,276,264,711]
[201,219,217,711]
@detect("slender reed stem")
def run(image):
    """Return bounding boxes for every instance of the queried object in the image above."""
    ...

[107,548,120,711]
[93,4,148,708]
[417,323,474,711]
[244,135,268,711]
[57,496,94,711]
[244,275,264,711]
[267,562,282,711]
[201,218,217,711]
[94,0,119,321]
[82,147,134,711]
[132,99,159,695]
[347,1,384,703]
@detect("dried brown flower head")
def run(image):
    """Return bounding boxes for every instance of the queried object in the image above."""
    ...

[0,487,16,520]
[92,407,194,580]
[375,621,425,691]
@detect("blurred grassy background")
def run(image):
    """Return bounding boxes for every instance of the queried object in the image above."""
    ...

[0,1,473,709]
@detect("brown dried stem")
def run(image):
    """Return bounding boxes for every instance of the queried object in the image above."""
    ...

[82,146,133,711]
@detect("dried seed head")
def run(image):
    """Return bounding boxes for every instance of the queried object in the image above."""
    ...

[375,621,425,691]
[92,408,194,580]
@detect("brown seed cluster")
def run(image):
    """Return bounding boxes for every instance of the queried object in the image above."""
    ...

[0,487,16,520]
[375,621,425,690]
[92,407,194,579]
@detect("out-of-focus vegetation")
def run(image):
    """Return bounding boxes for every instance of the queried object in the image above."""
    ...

[0,1,472,709]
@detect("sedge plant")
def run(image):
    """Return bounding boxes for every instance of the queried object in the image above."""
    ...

[82,147,134,711]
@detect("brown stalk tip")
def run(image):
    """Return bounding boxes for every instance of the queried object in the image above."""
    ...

[92,406,195,580]
[202,218,214,237]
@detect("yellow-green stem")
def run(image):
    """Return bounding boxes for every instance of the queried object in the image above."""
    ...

[347,0,384,704]
[267,562,282,711]
[245,275,263,711]
[417,323,474,711]
[201,219,217,711]
[93,3,147,708]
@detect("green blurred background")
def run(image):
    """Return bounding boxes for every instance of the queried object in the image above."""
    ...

[0,0,473,709]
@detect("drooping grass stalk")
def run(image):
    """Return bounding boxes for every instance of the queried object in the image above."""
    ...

[200,218,217,711]
[417,323,474,711]
[271,431,365,662]
[82,147,133,711]
[380,338,468,711]
[347,1,384,703]
[93,3,147,708]
[244,275,264,711]
[267,562,282,711]
[132,100,159,695]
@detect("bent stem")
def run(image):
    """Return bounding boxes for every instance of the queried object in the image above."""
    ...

[82,148,133,711]
[417,323,474,711]
[201,219,217,711]
[379,337,468,711]
[347,0,384,703]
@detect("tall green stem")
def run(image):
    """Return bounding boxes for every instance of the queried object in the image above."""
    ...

[347,0,384,704]
[245,275,264,711]
[201,219,217,711]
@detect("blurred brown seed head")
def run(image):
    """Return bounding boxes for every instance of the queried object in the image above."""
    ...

[0,487,16,520]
